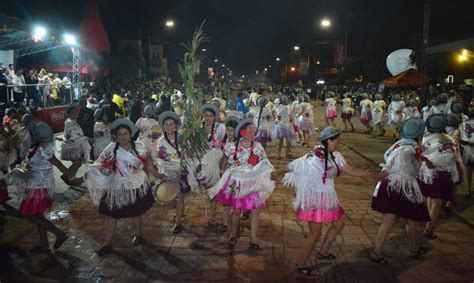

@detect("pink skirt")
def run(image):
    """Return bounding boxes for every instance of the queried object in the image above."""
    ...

[19,188,53,217]
[216,189,266,211]
[325,109,337,119]
[360,112,372,123]
[297,206,345,223]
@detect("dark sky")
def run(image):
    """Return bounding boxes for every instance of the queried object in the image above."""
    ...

[3,0,474,76]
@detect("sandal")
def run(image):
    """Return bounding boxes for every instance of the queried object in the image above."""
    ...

[317,252,336,260]
[96,245,113,257]
[208,218,217,227]
[410,244,429,259]
[53,233,69,250]
[295,264,320,277]
[228,235,236,247]
[218,225,228,233]
[422,229,437,240]
[249,243,263,251]
[132,236,146,246]
[172,225,183,235]
[30,245,50,254]
[369,251,388,264]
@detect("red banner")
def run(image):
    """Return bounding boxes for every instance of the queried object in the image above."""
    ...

[333,40,346,66]
[36,106,68,133]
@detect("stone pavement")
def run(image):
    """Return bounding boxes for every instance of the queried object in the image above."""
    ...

[0,106,473,282]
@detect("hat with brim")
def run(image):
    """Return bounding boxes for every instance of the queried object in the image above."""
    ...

[450,103,463,115]
[159,111,180,129]
[201,103,219,117]
[400,118,425,139]
[30,121,53,144]
[304,94,311,102]
[112,118,138,136]
[224,116,241,128]
[235,118,254,138]
[280,95,290,105]
[94,108,104,122]
[143,105,155,118]
[375,93,383,100]
[227,99,237,110]
[446,113,460,127]
[438,93,448,104]
[319,126,341,141]
[426,114,447,133]
[22,113,33,125]
[407,99,416,107]
[392,94,401,101]
[256,96,266,107]
[210,99,221,110]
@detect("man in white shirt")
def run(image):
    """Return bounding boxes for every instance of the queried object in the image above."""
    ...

[12,68,25,103]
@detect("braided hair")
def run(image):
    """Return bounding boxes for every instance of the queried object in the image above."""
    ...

[164,118,181,157]
[112,124,139,172]
[234,121,254,161]
[222,119,239,144]
[202,110,216,142]
[321,135,341,177]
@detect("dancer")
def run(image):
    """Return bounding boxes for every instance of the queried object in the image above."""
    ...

[61,105,92,178]
[359,93,374,133]
[461,107,474,198]
[298,94,315,147]
[136,105,161,163]
[371,118,430,264]
[290,95,303,142]
[225,99,244,120]
[403,99,421,120]
[251,96,274,150]
[419,114,459,239]
[199,103,226,226]
[213,116,241,233]
[283,127,373,276]
[93,108,113,160]
[387,94,406,139]
[324,93,337,127]
[70,119,158,256]
[273,95,295,159]
[6,122,70,253]
[156,111,192,234]
[371,93,387,136]
[341,93,355,132]
[209,119,275,249]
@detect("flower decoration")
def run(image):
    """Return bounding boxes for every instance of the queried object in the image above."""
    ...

[248,153,260,166]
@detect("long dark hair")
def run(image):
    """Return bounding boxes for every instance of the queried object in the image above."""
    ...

[112,124,139,172]
[222,120,239,144]
[321,135,341,176]
[164,118,180,157]
[202,110,216,142]
[234,121,254,161]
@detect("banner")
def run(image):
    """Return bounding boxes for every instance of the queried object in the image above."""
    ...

[149,45,167,74]
[333,40,346,66]
[299,61,309,75]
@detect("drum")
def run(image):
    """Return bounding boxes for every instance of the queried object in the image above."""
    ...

[156,182,179,202]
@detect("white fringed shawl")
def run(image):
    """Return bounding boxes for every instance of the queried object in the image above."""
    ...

[419,133,459,184]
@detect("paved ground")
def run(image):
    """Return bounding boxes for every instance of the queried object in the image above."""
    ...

[1,103,474,282]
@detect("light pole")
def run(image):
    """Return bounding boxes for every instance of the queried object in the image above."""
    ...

[320,18,348,60]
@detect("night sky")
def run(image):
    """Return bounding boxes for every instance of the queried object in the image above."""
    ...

[3,0,474,77]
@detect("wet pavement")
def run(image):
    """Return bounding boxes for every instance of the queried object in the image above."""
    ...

[1,104,474,282]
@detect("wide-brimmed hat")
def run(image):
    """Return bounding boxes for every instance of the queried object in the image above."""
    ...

[143,105,155,118]
[446,113,460,127]
[94,108,104,122]
[235,118,254,138]
[224,116,241,128]
[319,126,341,141]
[66,104,79,118]
[256,96,267,107]
[280,95,289,105]
[304,94,311,102]
[438,93,448,104]
[30,121,53,144]
[210,99,221,110]
[392,94,401,101]
[429,99,437,107]
[450,103,463,115]
[375,93,383,100]
[201,103,219,117]
[112,118,138,136]
[407,99,417,107]
[400,118,425,139]
[21,113,33,125]
[426,114,447,133]
[362,93,369,99]
[227,99,237,110]
[159,111,180,129]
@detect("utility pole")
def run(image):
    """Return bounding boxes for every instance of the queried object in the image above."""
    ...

[420,4,430,105]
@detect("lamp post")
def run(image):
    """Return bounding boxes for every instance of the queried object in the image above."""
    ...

[320,18,348,60]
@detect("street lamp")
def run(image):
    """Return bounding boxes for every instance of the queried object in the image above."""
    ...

[63,33,77,45]
[165,20,175,28]
[290,66,296,72]
[214,59,218,62]
[294,45,300,51]
[276,57,281,61]
[202,48,207,52]
[33,26,46,41]
[222,64,225,67]
[320,18,331,28]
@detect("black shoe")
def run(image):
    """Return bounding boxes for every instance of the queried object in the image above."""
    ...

[132,236,146,246]
[241,211,250,221]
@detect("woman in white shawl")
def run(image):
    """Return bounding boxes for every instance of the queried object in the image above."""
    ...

[272,95,295,159]
[136,105,161,164]
[387,94,406,139]
[298,94,315,147]
[460,107,474,199]
[93,108,113,160]
[371,93,387,136]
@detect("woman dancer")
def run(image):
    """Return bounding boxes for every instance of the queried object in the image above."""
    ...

[359,93,374,133]
[298,94,315,147]
[251,96,274,150]
[419,114,459,239]
[371,94,387,136]
[209,119,275,249]
[6,122,70,253]
[213,116,241,233]
[387,94,406,139]
[273,95,295,159]
[403,99,421,120]
[70,119,158,256]
[61,105,91,178]
[93,108,113,160]
[156,111,192,234]
[371,118,430,263]
[341,93,355,132]
[460,107,474,198]
[136,105,161,163]
[284,127,372,276]
[324,93,337,127]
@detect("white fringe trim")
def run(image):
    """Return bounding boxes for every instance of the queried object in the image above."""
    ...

[386,175,423,203]
[197,149,223,188]
[6,168,56,197]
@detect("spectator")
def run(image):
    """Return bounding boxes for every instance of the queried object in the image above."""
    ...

[12,68,25,103]
[77,97,95,139]
[99,92,122,122]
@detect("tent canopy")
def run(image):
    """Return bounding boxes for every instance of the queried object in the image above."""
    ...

[383,68,422,88]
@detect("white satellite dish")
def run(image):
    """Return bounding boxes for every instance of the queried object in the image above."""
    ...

[386,49,416,76]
